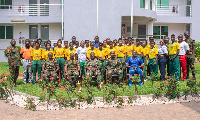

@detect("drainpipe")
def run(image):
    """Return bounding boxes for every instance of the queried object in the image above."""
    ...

[97,0,99,36]
[61,0,64,40]
[130,0,133,37]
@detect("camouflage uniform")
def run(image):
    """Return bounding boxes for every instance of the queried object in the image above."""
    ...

[105,58,123,84]
[6,45,21,84]
[65,60,79,85]
[43,59,58,82]
[85,59,103,84]
[185,38,196,79]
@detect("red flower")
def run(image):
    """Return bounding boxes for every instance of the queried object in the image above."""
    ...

[65,86,69,89]
[68,99,71,102]
[36,79,39,82]
[129,75,133,79]
[110,95,113,97]
[106,79,109,82]
[116,97,119,100]
[61,86,65,89]
[40,95,42,97]
[113,83,116,86]
[138,74,140,77]
[170,91,172,94]
[58,84,60,87]
[164,83,166,86]
[32,103,35,106]
[135,74,138,77]
[159,89,162,92]
[151,72,153,74]
[158,83,160,87]
[122,100,125,103]
[185,89,187,91]
[0,79,2,83]
[172,79,175,82]
[50,77,54,81]
[147,76,150,79]
[103,96,105,99]
[82,76,84,79]
[50,88,54,92]
[89,87,93,90]
[86,82,89,87]
[3,81,7,84]
[129,96,132,98]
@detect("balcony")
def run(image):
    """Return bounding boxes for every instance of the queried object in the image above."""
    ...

[0,4,62,23]
[156,5,192,17]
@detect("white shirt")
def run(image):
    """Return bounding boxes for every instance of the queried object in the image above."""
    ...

[179,41,189,55]
[158,45,168,55]
[76,47,88,62]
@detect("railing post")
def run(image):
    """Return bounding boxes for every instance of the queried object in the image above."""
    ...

[9,6,10,16]
[21,5,23,16]
[190,5,192,17]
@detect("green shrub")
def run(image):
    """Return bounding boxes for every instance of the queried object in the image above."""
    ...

[195,42,200,60]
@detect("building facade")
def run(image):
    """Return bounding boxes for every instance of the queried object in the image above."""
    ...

[0,0,199,62]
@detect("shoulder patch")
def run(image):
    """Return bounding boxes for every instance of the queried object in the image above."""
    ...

[7,49,10,53]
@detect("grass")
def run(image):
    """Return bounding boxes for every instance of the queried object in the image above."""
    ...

[0,62,23,74]
[0,62,200,98]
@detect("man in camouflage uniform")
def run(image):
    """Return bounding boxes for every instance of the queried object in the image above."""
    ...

[6,39,21,86]
[85,52,103,89]
[184,31,196,79]
[105,51,123,86]
[42,52,59,83]
[64,53,80,88]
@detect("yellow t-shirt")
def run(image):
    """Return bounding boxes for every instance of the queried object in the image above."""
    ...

[53,47,65,58]
[168,42,180,55]
[126,45,135,56]
[135,45,143,55]
[31,48,42,60]
[87,49,97,58]
[42,49,54,60]
[96,49,107,60]
[142,47,150,57]
[86,46,91,50]
[107,48,118,58]
[115,46,127,58]
[146,44,158,49]
[148,47,158,59]
[102,47,109,55]
[65,49,76,60]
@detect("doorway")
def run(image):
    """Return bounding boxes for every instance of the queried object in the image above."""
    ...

[138,25,146,41]
[41,25,49,40]
[29,25,38,39]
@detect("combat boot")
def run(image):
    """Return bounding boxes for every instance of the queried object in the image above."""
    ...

[192,71,196,80]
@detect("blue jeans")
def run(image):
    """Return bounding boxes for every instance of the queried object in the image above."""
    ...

[158,56,167,81]
[129,68,143,82]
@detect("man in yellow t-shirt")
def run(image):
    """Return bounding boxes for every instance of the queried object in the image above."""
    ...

[135,39,143,58]
[65,42,77,60]
[146,37,158,49]
[87,42,97,59]
[168,34,180,81]
[107,42,118,59]
[141,40,149,79]
[126,38,135,59]
[31,41,43,84]
[85,40,91,50]
[53,39,65,78]
[115,38,127,79]
[147,41,158,76]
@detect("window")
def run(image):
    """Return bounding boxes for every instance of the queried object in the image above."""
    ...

[150,0,153,10]
[0,26,13,39]
[29,25,38,39]
[153,26,168,39]
[140,0,145,8]
[0,0,12,9]
[157,0,169,9]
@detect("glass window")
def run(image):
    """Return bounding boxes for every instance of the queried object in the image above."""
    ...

[0,0,12,9]
[153,26,168,39]
[157,0,169,9]
[140,0,145,8]
[0,26,13,39]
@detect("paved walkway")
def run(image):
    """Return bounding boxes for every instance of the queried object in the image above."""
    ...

[0,100,199,120]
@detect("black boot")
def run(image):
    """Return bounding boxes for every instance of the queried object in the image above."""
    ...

[192,71,196,80]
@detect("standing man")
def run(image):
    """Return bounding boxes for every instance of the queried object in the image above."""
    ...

[168,34,180,81]
[65,42,77,60]
[94,36,100,49]
[31,41,42,84]
[71,36,76,48]
[135,39,143,58]
[178,34,189,81]
[141,40,149,80]
[115,38,127,80]
[53,39,65,79]
[184,31,196,79]
[126,51,144,87]
[20,39,32,84]
[85,40,91,50]
[106,37,111,47]
[76,41,88,77]
[87,42,97,60]
[7,39,21,86]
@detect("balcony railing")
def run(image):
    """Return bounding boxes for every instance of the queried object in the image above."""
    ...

[156,5,192,17]
[0,4,62,17]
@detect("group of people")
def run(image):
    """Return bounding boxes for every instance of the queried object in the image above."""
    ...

[6,31,196,89]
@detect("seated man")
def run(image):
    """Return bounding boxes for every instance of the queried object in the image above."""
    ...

[126,51,144,87]
[85,52,103,89]
[105,51,122,86]
[42,52,59,83]
[64,53,80,88]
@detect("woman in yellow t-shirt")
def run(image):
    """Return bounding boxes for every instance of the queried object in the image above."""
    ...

[147,41,158,76]
[42,43,54,60]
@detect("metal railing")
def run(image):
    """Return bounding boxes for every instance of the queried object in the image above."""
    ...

[156,5,192,17]
[0,4,62,17]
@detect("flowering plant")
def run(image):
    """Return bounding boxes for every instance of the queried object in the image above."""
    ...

[25,97,36,111]
[116,97,125,105]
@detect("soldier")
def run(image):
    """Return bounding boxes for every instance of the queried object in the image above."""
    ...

[184,31,196,79]
[6,39,21,86]
[105,51,123,86]
[64,53,80,88]
[42,52,59,83]
[20,39,32,84]
[85,52,103,89]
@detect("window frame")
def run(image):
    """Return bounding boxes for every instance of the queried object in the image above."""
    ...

[0,0,12,9]
[153,25,168,39]
[0,25,13,39]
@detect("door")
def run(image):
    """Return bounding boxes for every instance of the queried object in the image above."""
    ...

[40,0,49,16]
[138,25,146,42]
[41,25,49,40]
[29,0,37,16]
[29,25,38,39]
